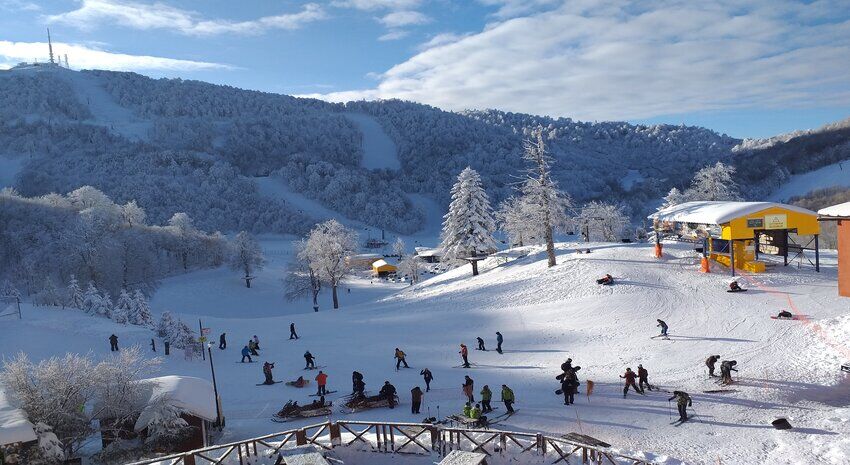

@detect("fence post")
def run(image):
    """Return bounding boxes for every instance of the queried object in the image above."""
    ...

[429,426,439,452]
[538,434,546,455]
[499,432,506,454]
[184,454,196,465]
[296,429,307,446]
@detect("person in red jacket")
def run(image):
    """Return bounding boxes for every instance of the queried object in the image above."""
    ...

[620,367,644,397]
[315,371,328,396]
[459,344,470,368]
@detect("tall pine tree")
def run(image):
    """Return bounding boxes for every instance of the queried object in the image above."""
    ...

[131,289,154,327]
[439,167,498,276]
[66,276,84,310]
[112,289,133,324]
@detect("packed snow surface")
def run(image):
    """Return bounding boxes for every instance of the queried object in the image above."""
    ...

[2,241,849,464]
[819,201,850,218]
[344,113,401,170]
[769,160,850,202]
[651,201,816,224]
[134,376,217,431]
[0,388,37,446]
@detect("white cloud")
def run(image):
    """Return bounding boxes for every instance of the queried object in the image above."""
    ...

[47,0,326,36]
[0,41,230,71]
[378,10,430,27]
[331,0,422,11]
[0,0,40,11]
[317,0,850,121]
[378,30,410,41]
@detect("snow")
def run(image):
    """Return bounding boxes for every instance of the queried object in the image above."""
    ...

[134,376,217,432]
[0,155,23,189]
[818,201,850,218]
[769,160,850,202]
[2,240,849,464]
[0,388,36,446]
[344,113,401,171]
[439,450,487,465]
[620,169,644,191]
[651,201,816,224]
[254,176,367,229]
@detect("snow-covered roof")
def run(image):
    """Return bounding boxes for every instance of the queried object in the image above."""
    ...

[371,259,396,269]
[414,247,443,257]
[350,253,382,259]
[818,201,850,218]
[134,376,217,432]
[0,388,36,446]
[650,201,816,225]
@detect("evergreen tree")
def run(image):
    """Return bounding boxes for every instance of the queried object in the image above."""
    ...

[169,320,196,349]
[157,311,177,339]
[131,289,155,327]
[66,275,84,310]
[112,289,133,324]
[98,291,114,319]
[82,282,101,315]
[439,167,498,276]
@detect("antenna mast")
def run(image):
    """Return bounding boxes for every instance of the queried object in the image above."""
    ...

[47,28,55,64]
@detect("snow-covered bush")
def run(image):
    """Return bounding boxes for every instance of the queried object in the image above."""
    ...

[30,422,65,464]
[143,395,191,448]
[577,201,630,242]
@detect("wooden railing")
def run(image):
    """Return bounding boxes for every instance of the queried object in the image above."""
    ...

[126,420,657,465]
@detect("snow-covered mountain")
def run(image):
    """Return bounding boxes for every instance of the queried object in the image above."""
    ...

[1,65,848,235]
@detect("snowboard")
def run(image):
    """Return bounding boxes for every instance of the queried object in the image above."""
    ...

[309,390,338,397]
[256,381,283,386]
[304,365,327,370]
[726,288,747,293]
[770,315,800,320]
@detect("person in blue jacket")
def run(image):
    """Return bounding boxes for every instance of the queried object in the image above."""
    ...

[241,345,253,363]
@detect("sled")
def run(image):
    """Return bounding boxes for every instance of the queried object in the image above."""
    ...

[342,393,400,413]
[726,288,748,293]
[272,400,332,422]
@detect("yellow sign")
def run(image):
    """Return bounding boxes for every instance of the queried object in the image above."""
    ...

[764,214,787,230]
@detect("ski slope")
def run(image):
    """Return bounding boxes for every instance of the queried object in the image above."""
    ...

[344,113,401,170]
[2,241,848,464]
[769,160,850,201]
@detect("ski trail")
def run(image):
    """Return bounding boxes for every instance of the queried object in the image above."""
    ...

[344,113,400,170]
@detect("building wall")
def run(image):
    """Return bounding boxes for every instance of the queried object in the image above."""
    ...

[840,220,849,297]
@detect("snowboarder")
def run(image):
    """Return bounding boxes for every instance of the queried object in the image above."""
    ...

[620,368,644,397]
[480,385,493,413]
[108,334,119,352]
[411,386,423,414]
[656,319,669,338]
[476,337,486,351]
[560,369,579,405]
[459,344,470,368]
[219,333,226,350]
[637,364,652,392]
[241,345,253,363]
[706,355,720,377]
[496,331,503,354]
[248,339,259,356]
[668,391,692,422]
[420,368,433,391]
[287,376,307,388]
[720,360,738,385]
[596,274,614,285]
[777,310,793,319]
[394,348,410,369]
[380,381,397,409]
[262,362,275,385]
[352,371,364,394]
[463,375,475,403]
[729,280,743,291]
[315,370,328,396]
[501,384,515,413]
[304,351,316,369]
[253,335,261,350]
[289,323,299,340]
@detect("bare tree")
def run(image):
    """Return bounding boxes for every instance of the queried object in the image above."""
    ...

[300,220,357,309]
[398,255,421,285]
[228,231,265,288]
[284,240,322,312]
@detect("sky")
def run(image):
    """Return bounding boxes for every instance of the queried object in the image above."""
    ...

[1,0,849,139]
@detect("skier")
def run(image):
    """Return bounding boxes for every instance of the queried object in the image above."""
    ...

[656,319,669,338]
[560,369,579,405]
[315,370,328,396]
[720,360,738,385]
[420,368,433,392]
[304,351,316,369]
[219,332,227,350]
[289,323,299,340]
[637,364,652,392]
[620,368,644,397]
[459,343,470,368]
[248,339,259,356]
[380,381,397,409]
[501,384,515,413]
[476,337,486,351]
[394,348,410,369]
[480,385,493,413]
[560,358,575,372]
[411,386,423,414]
[496,331,503,354]
[241,345,252,363]
[596,274,614,285]
[463,375,475,403]
[262,362,275,385]
[706,355,720,377]
[253,335,261,350]
[668,391,692,422]
[777,310,793,319]
[352,371,364,394]
[108,334,119,352]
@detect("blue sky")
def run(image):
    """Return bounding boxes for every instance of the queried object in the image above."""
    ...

[1,0,849,139]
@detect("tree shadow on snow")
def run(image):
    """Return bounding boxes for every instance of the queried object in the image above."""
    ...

[500,349,570,354]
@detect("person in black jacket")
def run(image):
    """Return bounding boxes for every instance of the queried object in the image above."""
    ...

[109,334,119,352]
[560,369,579,405]
[420,368,433,392]
[352,371,364,394]
[380,381,397,409]
[411,386,423,414]
[304,351,316,369]
[720,360,738,385]
[637,364,652,392]
[219,333,227,350]
[705,355,720,377]
[289,323,299,340]
[476,337,486,351]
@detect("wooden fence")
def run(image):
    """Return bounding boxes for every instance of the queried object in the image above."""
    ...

[126,420,656,465]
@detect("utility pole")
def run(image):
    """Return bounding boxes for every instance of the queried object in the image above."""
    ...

[207,343,222,429]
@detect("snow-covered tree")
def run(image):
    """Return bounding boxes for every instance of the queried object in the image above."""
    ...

[143,395,191,448]
[577,201,630,242]
[157,311,177,339]
[131,289,155,327]
[35,277,62,307]
[169,320,197,350]
[32,422,65,464]
[97,291,114,319]
[228,231,265,288]
[398,255,421,285]
[685,162,742,201]
[112,289,133,324]
[659,187,686,211]
[439,167,498,275]
[1,279,21,300]
[167,213,199,271]
[65,276,83,310]
[392,237,406,259]
[300,220,358,309]
[120,200,146,227]
[285,240,323,312]
[81,282,101,315]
